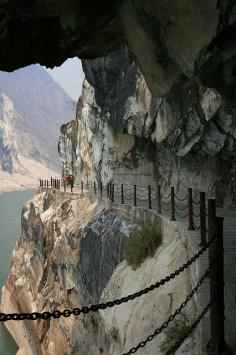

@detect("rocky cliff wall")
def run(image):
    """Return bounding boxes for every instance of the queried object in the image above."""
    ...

[1,190,199,355]
[59,46,236,208]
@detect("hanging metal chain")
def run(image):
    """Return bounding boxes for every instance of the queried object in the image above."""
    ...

[174,193,188,202]
[0,238,215,323]
[123,264,213,355]
[164,300,213,355]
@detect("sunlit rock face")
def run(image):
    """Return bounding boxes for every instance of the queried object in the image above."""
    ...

[59,45,236,208]
[0,1,235,102]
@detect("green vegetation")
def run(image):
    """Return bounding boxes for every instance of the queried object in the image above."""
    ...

[160,314,191,354]
[124,217,162,270]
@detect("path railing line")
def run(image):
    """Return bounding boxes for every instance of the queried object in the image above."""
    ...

[40,178,208,247]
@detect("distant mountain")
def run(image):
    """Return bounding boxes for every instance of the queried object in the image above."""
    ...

[0,64,74,171]
[0,65,75,193]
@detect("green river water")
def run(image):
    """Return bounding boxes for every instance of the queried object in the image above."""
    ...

[0,189,35,355]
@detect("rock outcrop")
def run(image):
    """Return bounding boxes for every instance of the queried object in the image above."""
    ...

[1,190,199,355]
[59,45,236,208]
[0,1,235,104]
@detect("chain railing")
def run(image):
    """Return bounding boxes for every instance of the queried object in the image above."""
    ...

[40,179,209,248]
[36,179,231,354]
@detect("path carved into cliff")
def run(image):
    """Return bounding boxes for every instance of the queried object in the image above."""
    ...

[38,181,236,354]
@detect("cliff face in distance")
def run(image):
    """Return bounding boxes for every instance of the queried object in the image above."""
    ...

[0,65,74,193]
[59,45,236,209]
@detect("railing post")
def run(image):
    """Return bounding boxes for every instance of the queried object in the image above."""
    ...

[58,179,60,190]
[51,176,52,188]
[199,192,207,247]
[134,185,137,206]
[71,179,73,193]
[93,181,97,195]
[111,184,114,202]
[208,206,231,354]
[170,186,175,221]
[87,180,89,191]
[47,180,49,189]
[107,183,109,199]
[100,182,103,197]
[188,188,195,230]
[157,185,161,214]
[121,184,124,204]
[81,181,84,194]
[148,185,152,209]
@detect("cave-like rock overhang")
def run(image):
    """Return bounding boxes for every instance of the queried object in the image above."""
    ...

[0,0,235,98]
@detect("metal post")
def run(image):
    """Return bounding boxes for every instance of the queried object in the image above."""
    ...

[170,186,176,221]
[58,180,60,190]
[107,183,109,199]
[71,179,73,193]
[100,182,103,197]
[188,188,195,230]
[199,192,207,247]
[81,181,83,194]
[134,185,137,206]
[208,204,231,354]
[64,179,66,192]
[111,184,114,202]
[51,176,52,188]
[148,185,152,209]
[94,181,96,194]
[47,180,49,189]
[121,184,124,204]
[157,185,161,214]
[87,180,89,190]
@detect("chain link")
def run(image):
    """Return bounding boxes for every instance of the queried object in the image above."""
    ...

[0,238,215,323]
[164,300,212,355]
[123,264,213,355]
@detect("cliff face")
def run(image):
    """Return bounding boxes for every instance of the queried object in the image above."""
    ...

[1,190,198,355]
[59,46,236,208]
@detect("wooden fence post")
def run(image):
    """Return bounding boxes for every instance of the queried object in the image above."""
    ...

[208,203,231,354]
[199,192,207,247]
[148,185,152,209]
[188,188,195,230]
[134,185,137,206]
[121,184,124,204]
[157,185,161,214]
[170,186,176,220]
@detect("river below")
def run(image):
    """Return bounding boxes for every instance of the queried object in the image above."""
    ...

[0,189,35,355]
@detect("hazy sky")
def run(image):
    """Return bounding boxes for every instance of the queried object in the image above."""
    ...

[45,58,84,101]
